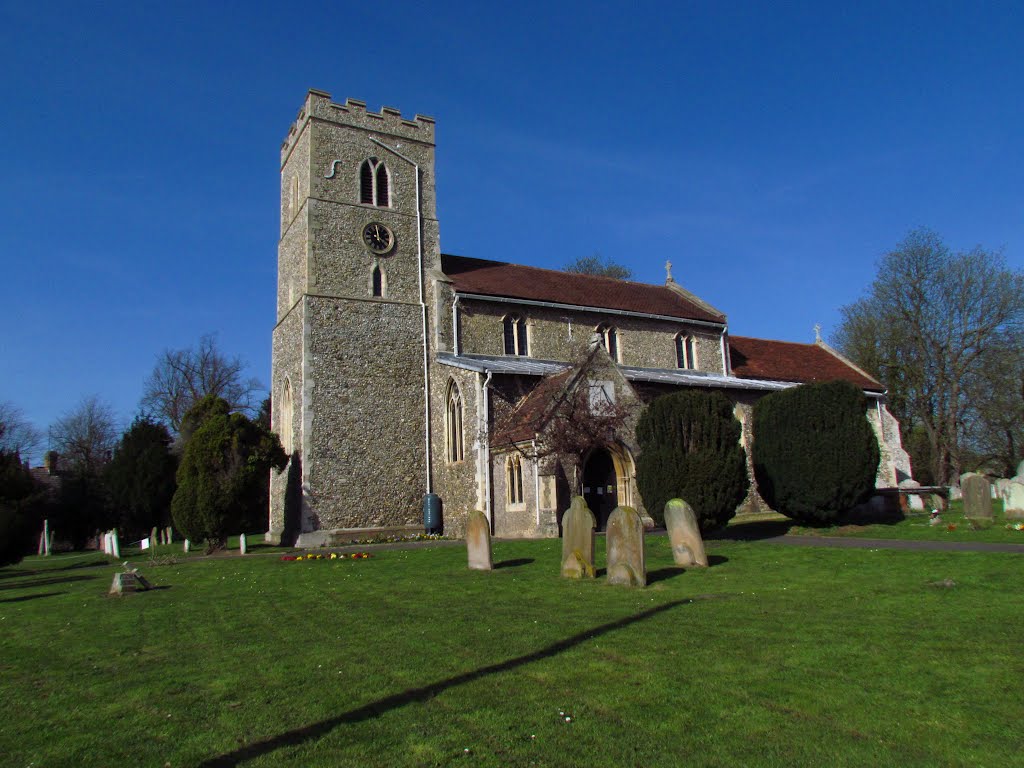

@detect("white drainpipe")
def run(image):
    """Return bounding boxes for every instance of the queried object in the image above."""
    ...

[533,439,541,528]
[720,325,730,375]
[369,136,432,495]
[482,371,493,525]
[452,295,460,355]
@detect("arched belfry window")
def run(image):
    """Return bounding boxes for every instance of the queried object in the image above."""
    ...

[280,378,294,455]
[596,323,619,362]
[503,315,529,356]
[360,157,390,207]
[507,454,524,506]
[675,333,697,369]
[446,380,464,463]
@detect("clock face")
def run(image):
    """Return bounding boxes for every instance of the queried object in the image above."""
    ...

[362,222,395,254]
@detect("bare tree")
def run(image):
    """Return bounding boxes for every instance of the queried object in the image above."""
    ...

[141,333,263,432]
[49,395,119,475]
[564,253,633,280]
[834,229,1024,485]
[0,401,43,459]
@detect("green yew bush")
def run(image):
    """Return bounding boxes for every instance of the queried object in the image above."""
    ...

[171,396,287,551]
[635,390,747,531]
[753,380,879,524]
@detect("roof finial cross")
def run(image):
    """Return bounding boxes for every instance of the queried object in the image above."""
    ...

[813,323,822,343]
[665,260,673,283]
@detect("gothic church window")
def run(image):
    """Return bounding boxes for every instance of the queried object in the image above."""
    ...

[507,454,524,506]
[675,333,697,369]
[446,380,464,463]
[360,157,390,207]
[503,315,529,356]
[371,265,384,297]
[596,323,619,362]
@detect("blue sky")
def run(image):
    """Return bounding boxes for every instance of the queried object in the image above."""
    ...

[2,1,1021,460]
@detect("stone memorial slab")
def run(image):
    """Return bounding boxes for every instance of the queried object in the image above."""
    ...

[561,496,596,579]
[150,527,159,549]
[239,533,248,555]
[165,526,173,544]
[465,510,493,571]
[1016,460,1024,481]
[109,568,152,595]
[183,539,190,554]
[1004,481,1024,520]
[110,532,120,559]
[606,506,645,587]
[664,498,708,567]
[962,473,993,519]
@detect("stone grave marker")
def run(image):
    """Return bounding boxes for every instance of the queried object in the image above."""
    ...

[183,539,190,554]
[150,526,159,549]
[240,533,248,555]
[465,509,493,570]
[110,532,120,559]
[561,496,596,579]
[165,526,173,544]
[962,473,993,519]
[1016,460,1024,481]
[109,565,152,595]
[1004,481,1024,520]
[664,498,708,567]
[606,506,645,587]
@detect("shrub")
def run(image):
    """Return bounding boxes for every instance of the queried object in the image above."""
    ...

[753,380,879,524]
[635,390,747,531]
[171,396,287,551]
[0,451,44,565]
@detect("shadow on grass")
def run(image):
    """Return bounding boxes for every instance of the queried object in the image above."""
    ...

[0,558,109,579]
[198,599,692,767]
[708,519,795,541]
[647,555,729,584]
[494,558,535,569]
[0,591,66,603]
[0,574,98,591]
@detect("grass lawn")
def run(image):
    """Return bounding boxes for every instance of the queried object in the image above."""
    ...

[724,500,1024,544]
[1,536,1022,767]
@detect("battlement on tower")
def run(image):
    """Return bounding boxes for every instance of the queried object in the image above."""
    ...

[281,89,435,163]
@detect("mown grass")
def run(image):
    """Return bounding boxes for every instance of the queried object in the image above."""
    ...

[1,537,1022,767]
[726,500,1024,544]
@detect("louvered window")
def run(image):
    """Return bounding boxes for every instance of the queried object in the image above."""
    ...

[372,265,383,297]
[359,157,390,207]
[597,324,619,362]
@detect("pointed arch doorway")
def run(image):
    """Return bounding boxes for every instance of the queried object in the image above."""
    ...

[581,446,633,531]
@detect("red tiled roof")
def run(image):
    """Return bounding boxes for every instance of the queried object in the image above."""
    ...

[440,254,725,324]
[491,371,574,447]
[729,336,883,392]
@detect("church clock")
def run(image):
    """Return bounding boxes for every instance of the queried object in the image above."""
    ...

[362,221,395,254]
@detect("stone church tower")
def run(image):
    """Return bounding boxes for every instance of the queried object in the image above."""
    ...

[269,90,439,543]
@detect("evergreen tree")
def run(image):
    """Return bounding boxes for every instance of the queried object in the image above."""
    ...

[105,418,177,538]
[0,450,44,566]
[171,395,287,551]
[635,390,747,531]
[753,380,879,524]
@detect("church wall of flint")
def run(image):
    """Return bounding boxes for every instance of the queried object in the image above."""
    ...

[457,299,726,373]
[269,306,305,537]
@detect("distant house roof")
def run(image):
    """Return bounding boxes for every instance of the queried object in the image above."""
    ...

[440,254,726,324]
[729,336,883,392]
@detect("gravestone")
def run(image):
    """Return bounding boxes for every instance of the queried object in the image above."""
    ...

[109,566,152,595]
[664,498,708,567]
[165,526,173,544]
[606,506,645,587]
[150,526,159,549]
[239,533,248,555]
[102,532,111,555]
[1016,460,1024,481]
[183,539,190,554]
[949,486,962,501]
[560,496,596,579]
[465,510,493,570]
[110,532,120,559]
[962,473,993,520]
[1004,481,1024,520]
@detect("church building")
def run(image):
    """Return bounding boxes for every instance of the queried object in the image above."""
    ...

[269,89,909,545]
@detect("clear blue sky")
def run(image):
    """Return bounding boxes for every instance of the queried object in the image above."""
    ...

[2,1,1021,461]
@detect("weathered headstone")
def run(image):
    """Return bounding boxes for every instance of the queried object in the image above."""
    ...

[150,526,159,549]
[949,486,962,501]
[1016,460,1024,481]
[465,510,492,570]
[239,533,248,555]
[606,506,645,587]
[109,567,152,595]
[165,526,173,544]
[962,473,993,519]
[664,498,708,567]
[560,496,596,579]
[110,532,120,559]
[102,532,111,555]
[183,539,190,554]
[1004,481,1024,520]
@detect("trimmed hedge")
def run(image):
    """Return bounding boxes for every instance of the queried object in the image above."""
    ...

[635,390,747,531]
[753,380,879,524]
